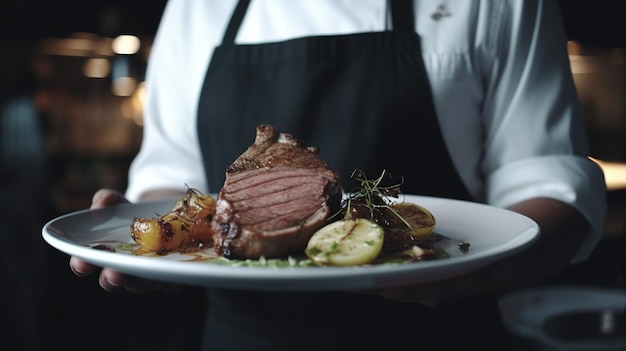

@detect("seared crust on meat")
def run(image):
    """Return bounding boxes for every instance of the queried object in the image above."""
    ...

[212,125,341,259]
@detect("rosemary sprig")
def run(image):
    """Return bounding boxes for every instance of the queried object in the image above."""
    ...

[346,169,398,211]
[336,170,413,229]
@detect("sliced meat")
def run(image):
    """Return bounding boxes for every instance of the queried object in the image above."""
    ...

[212,125,342,259]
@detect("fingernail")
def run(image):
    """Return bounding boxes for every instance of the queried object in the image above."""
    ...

[100,276,122,292]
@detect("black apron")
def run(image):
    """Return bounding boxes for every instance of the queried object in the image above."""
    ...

[197,1,505,349]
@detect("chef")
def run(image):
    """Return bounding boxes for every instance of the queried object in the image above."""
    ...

[70,1,606,350]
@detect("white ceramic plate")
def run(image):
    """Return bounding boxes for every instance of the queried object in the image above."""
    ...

[42,195,539,291]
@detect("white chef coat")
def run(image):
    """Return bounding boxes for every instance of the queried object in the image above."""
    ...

[125,0,606,263]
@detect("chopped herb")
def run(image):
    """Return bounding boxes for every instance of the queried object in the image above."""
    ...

[205,256,316,267]
[116,242,137,251]
[306,247,322,256]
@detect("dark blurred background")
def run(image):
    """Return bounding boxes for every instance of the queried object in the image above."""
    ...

[0,1,624,350]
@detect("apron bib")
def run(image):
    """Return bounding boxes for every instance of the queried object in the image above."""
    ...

[197,0,472,201]
[196,1,504,349]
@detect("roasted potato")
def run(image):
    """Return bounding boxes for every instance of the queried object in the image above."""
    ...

[171,189,216,222]
[385,202,436,238]
[131,213,193,252]
[130,188,216,252]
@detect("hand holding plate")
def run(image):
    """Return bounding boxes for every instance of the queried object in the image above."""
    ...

[69,188,180,294]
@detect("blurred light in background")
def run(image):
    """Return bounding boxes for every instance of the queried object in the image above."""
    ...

[591,158,626,191]
[112,76,138,97]
[111,54,137,96]
[112,34,140,55]
[121,81,146,125]
[567,41,626,165]
[610,48,625,66]
[111,35,141,96]
[39,33,114,57]
[83,57,110,78]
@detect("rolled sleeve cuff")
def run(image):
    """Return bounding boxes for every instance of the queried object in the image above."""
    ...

[487,155,607,263]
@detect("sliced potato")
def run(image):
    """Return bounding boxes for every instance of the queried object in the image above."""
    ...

[305,219,384,266]
[387,203,436,238]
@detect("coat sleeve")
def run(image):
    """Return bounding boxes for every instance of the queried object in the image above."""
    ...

[481,0,606,262]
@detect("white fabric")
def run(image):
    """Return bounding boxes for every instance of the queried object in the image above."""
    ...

[126,0,606,262]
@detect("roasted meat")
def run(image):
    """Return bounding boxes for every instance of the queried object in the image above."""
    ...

[211,125,342,259]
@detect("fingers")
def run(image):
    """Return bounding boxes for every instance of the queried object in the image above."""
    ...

[91,189,129,210]
[99,269,181,294]
[69,257,126,292]
[70,190,179,295]
[69,256,98,277]
[70,256,179,293]
[99,268,129,292]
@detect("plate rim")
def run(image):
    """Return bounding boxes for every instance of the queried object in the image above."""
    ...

[42,195,540,291]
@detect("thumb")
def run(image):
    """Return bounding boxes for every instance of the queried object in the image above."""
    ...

[91,189,129,209]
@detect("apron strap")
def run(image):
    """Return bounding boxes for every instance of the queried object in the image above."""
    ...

[389,0,415,32]
[223,0,251,43]
[225,0,415,44]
